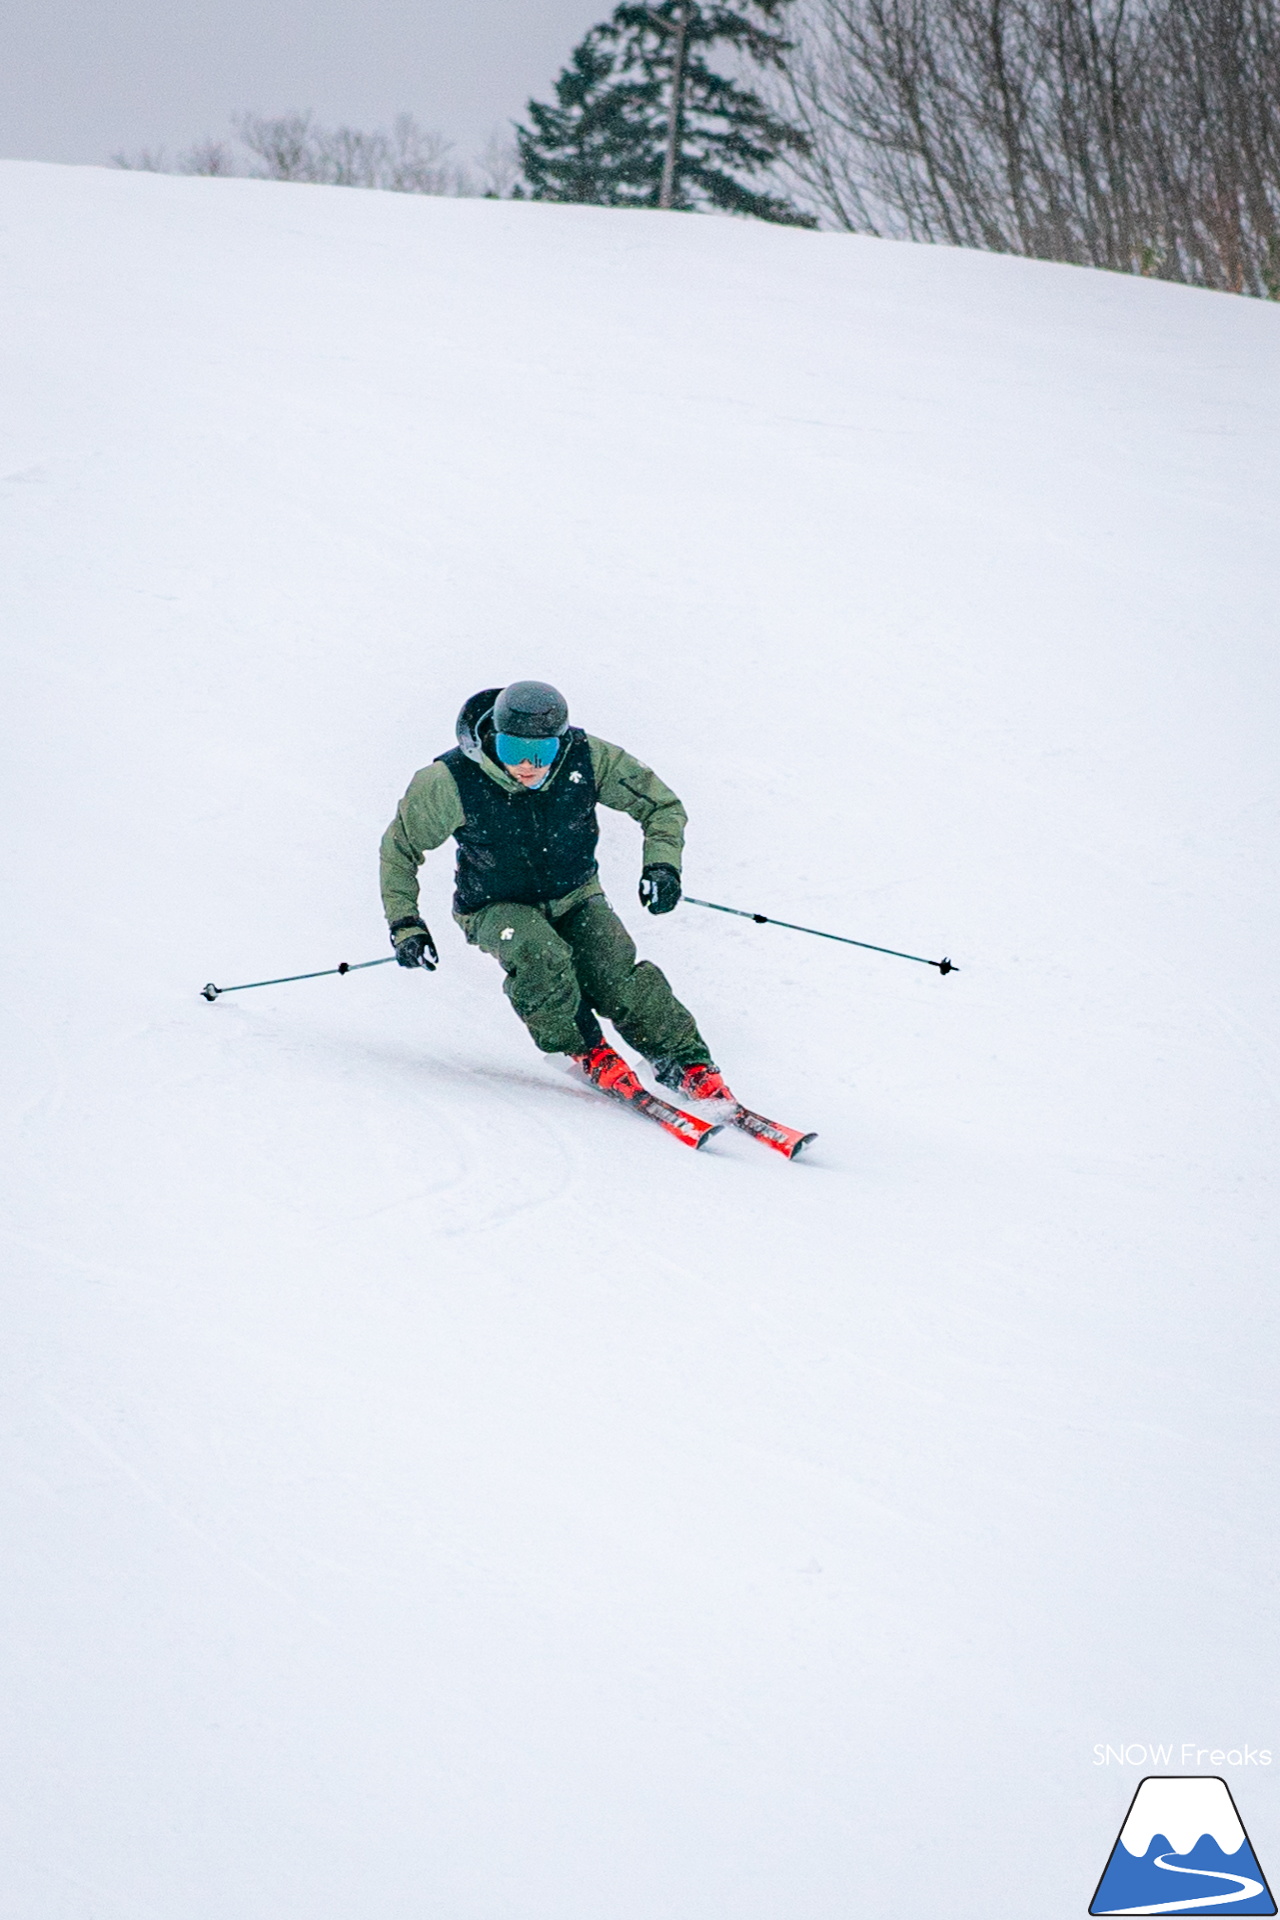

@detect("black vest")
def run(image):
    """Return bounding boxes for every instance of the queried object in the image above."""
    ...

[439,730,600,914]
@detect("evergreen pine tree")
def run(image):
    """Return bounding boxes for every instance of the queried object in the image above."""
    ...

[517,2,815,226]
[515,28,658,207]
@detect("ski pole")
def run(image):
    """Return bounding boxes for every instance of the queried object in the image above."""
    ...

[682,897,957,974]
[201,954,403,1002]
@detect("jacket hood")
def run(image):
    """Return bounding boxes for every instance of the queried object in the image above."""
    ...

[455,688,503,766]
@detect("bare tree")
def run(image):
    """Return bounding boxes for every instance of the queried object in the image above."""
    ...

[177,138,237,177]
[474,130,523,198]
[234,112,318,181]
[224,113,466,193]
[110,147,172,172]
[1139,0,1280,291]
[780,0,1280,293]
[385,114,467,193]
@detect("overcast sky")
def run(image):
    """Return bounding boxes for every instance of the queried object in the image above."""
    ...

[1,0,606,168]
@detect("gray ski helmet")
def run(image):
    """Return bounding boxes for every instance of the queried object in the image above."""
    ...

[492,680,568,740]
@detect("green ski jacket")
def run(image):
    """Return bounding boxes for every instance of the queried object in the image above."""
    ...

[380,736,688,927]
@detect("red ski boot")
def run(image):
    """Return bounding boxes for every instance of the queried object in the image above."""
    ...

[674,1063,736,1103]
[573,1043,722,1150]
[574,1041,646,1098]
[656,1058,816,1159]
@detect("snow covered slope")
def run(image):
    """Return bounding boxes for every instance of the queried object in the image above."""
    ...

[2,160,1278,1919]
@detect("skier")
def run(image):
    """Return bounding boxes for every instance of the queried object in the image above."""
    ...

[379,681,732,1109]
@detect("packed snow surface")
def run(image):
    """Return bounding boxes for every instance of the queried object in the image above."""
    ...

[2,160,1279,1919]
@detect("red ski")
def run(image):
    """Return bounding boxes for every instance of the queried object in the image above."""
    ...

[627,1086,723,1151]
[720,1103,817,1160]
[575,1043,722,1151]
[653,1064,816,1160]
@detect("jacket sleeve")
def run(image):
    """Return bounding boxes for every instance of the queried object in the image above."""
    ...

[379,761,466,924]
[588,736,687,872]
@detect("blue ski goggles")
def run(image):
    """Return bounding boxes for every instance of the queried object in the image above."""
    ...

[495,732,560,767]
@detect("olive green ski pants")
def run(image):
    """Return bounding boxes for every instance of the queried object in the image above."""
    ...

[458,892,710,1065]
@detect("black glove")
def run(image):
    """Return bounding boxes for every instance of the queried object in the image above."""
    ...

[389,915,438,970]
[639,863,681,915]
